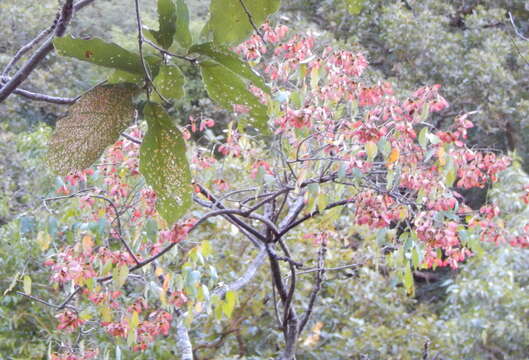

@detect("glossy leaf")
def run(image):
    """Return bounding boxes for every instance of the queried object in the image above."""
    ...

[152,0,177,49]
[175,0,192,49]
[152,64,185,102]
[190,42,269,93]
[139,103,192,224]
[53,36,143,74]
[48,85,136,175]
[200,60,268,132]
[207,0,280,45]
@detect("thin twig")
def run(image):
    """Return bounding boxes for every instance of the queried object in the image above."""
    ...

[133,0,170,104]
[238,0,265,42]
[0,79,76,104]
[298,241,326,334]
[508,12,529,41]
[0,0,96,103]
[57,286,82,310]
[1,23,57,81]
[121,132,142,145]
[144,38,197,64]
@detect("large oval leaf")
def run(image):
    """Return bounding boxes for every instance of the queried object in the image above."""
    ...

[53,36,144,74]
[207,0,280,45]
[48,84,137,175]
[152,0,177,49]
[175,0,193,49]
[140,103,192,224]
[190,42,269,94]
[152,64,185,102]
[200,60,268,133]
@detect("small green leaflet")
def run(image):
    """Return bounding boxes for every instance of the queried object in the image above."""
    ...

[418,127,428,149]
[48,85,136,175]
[200,60,268,133]
[207,0,280,45]
[140,103,192,225]
[23,275,32,295]
[152,64,185,102]
[345,0,365,15]
[443,157,458,188]
[223,290,237,318]
[175,0,192,49]
[53,36,144,74]
[190,42,269,94]
[403,263,414,295]
[152,0,177,49]
[365,141,378,162]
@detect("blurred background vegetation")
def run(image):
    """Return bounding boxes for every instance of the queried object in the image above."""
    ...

[1,0,529,359]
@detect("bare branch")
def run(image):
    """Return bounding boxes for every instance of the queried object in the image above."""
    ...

[8,86,76,104]
[1,24,57,81]
[121,132,142,145]
[144,38,197,64]
[176,322,194,360]
[298,242,326,334]
[213,247,266,297]
[509,12,529,41]
[134,0,170,104]
[238,0,265,42]
[0,0,97,103]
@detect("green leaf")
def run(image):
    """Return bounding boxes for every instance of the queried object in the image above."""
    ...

[365,141,378,162]
[190,42,269,94]
[185,270,201,288]
[345,0,365,15]
[129,311,140,331]
[107,70,143,85]
[223,290,237,317]
[445,166,457,187]
[378,137,391,158]
[403,263,414,295]
[200,60,268,133]
[152,64,185,102]
[175,0,192,49]
[418,127,428,149]
[411,247,420,268]
[114,264,129,290]
[207,0,280,45]
[140,103,192,224]
[152,0,177,49]
[23,275,32,295]
[201,240,213,257]
[127,327,137,346]
[48,84,136,175]
[53,36,143,74]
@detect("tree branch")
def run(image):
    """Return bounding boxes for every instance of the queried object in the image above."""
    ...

[0,0,96,103]
[238,0,265,42]
[508,12,529,41]
[298,242,326,334]
[176,322,194,360]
